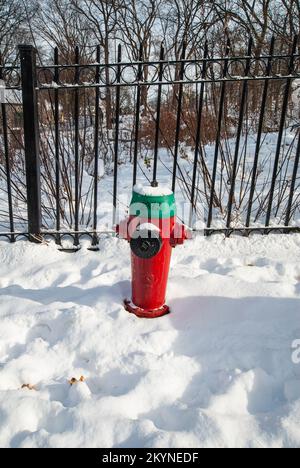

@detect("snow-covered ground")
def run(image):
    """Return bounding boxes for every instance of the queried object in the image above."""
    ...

[0,126,299,447]
[0,233,300,448]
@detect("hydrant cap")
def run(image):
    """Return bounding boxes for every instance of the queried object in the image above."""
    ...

[130,227,163,259]
[130,185,176,219]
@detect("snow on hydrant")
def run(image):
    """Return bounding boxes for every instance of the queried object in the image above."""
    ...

[116,184,191,318]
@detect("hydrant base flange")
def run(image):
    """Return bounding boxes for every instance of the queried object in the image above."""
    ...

[124,300,170,319]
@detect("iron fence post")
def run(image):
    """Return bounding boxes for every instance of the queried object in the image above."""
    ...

[19,44,41,242]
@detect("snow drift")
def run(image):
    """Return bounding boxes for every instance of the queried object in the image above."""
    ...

[0,233,299,448]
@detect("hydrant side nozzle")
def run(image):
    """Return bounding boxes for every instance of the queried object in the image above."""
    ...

[170,222,192,247]
[115,218,131,241]
[185,227,193,240]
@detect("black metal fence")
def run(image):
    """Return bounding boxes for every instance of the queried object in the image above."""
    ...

[0,38,300,249]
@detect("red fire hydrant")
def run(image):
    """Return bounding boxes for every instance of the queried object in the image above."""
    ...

[117,185,190,318]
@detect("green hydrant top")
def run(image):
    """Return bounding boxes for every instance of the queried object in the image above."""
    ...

[130,185,176,219]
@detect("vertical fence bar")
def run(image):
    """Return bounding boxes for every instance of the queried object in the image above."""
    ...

[207,38,231,229]
[91,45,101,248]
[0,56,15,242]
[133,44,143,187]
[19,45,41,242]
[113,44,122,226]
[226,37,253,230]
[152,43,165,188]
[246,37,275,227]
[74,46,80,247]
[265,35,298,227]
[284,129,300,226]
[189,41,208,227]
[54,47,61,245]
[172,43,186,192]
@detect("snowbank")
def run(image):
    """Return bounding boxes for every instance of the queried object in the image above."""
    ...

[0,233,299,448]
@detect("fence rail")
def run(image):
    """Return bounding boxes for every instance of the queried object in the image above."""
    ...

[0,38,300,249]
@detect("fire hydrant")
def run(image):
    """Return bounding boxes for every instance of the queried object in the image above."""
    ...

[117,185,190,318]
